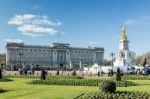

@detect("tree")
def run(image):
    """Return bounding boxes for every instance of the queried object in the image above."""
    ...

[135,51,150,66]
[103,59,112,66]
[40,70,46,80]
[98,71,100,77]
[56,70,59,75]
[0,69,2,79]
[72,71,76,76]
[116,68,121,81]
[0,54,6,69]
[143,58,147,66]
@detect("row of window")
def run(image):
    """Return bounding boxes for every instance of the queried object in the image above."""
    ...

[10,57,53,61]
[23,49,52,52]
[9,49,101,56]
[71,51,94,54]
[10,48,98,53]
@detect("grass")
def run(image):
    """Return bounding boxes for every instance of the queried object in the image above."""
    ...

[128,80,150,85]
[118,80,150,93]
[0,78,98,99]
[0,77,150,99]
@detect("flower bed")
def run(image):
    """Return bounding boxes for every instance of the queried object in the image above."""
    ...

[76,91,150,99]
[29,79,139,87]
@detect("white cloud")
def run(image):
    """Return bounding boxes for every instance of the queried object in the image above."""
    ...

[8,14,61,37]
[18,24,57,37]
[124,16,150,25]
[8,14,35,25]
[4,39,23,43]
[124,19,141,25]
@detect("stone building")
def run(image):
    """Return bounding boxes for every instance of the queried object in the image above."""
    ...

[6,42,104,70]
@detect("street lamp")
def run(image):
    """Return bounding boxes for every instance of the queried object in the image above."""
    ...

[69,59,72,69]
[110,52,115,69]
[18,52,23,69]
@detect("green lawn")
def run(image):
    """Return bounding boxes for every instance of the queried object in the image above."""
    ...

[0,78,98,99]
[0,78,150,99]
[118,80,150,93]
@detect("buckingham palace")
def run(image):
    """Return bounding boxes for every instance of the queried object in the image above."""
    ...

[6,42,104,70]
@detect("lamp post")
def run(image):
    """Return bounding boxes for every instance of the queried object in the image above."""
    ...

[18,53,23,69]
[79,60,82,70]
[69,59,72,69]
[110,52,115,69]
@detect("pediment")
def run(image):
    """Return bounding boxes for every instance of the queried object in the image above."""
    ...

[53,44,69,49]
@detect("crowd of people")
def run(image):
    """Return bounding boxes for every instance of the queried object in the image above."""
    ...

[18,68,34,75]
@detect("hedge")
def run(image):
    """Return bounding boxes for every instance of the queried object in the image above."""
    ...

[0,78,13,82]
[6,75,83,79]
[0,89,8,93]
[122,75,150,80]
[99,80,116,93]
[29,79,139,87]
[76,91,150,99]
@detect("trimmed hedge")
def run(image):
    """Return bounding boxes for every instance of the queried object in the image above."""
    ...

[29,79,139,87]
[0,89,8,93]
[0,78,13,82]
[116,68,121,81]
[5,75,38,79]
[6,75,83,79]
[40,70,46,80]
[122,75,150,80]
[0,69,2,79]
[46,76,83,80]
[116,80,139,87]
[99,80,116,93]
[76,91,150,99]
[29,79,99,86]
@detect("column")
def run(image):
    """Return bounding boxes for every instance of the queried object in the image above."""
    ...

[52,50,57,67]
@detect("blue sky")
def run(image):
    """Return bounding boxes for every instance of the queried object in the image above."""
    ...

[0,0,150,59]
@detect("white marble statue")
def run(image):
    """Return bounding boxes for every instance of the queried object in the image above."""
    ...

[113,26,136,72]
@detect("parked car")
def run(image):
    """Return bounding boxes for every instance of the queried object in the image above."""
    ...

[142,66,150,75]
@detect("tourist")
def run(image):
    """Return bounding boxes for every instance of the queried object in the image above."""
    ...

[24,69,27,75]
[18,68,23,75]
[110,69,114,76]
[108,69,110,77]
[32,68,34,75]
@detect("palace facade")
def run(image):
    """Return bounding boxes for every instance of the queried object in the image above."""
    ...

[6,42,104,70]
